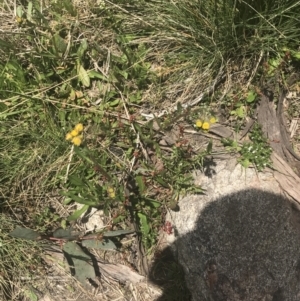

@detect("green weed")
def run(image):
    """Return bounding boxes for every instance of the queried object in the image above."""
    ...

[222,123,272,171]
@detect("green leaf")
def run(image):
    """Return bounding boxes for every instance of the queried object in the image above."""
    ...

[62,0,77,16]
[118,70,128,79]
[138,212,150,237]
[73,147,93,164]
[0,103,8,112]
[60,191,97,206]
[0,39,13,49]
[61,219,67,229]
[291,51,300,61]
[112,215,126,224]
[62,196,73,205]
[53,228,82,240]
[68,175,86,187]
[63,242,96,288]
[246,90,256,103]
[78,64,90,87]
[9,227,41,240]
[136,175,146,194]
[206,139,213,154]
[154,176,169,188]
[53,34,67,53]
[235,106,246,118]
[88,70,107,80]
[77,39,88,60]
[16,6,23,17]
[109,99,120,107]
[103,229,135,237]
[26,1,33,22]
[82,238,116,250]
[67,205,89,221]
[24,289,38,301]
[148,199,161,208]
[240,158,250,168]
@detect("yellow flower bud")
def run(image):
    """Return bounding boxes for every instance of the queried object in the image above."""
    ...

[70,129,79,137]
[195,120,203,128]
[65,132,73,141]
[202,122,210,130]
[107,187,115,198]
[74,123,84,132]
[209,117,217,124]
[16,16,23,24]
[72,136,82,146]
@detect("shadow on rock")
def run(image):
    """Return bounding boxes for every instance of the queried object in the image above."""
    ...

[149,189,300,301]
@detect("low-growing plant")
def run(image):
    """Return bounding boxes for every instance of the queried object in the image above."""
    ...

[61,113,209,250]
[222,123,272,171]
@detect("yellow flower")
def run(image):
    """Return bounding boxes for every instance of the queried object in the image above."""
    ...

[209,117,217,124]
[16,16,23,24]
[202,122,210,130]
[107,187,115,198]
[74,123,84,132]
[71,136,82,146]
[195,120,203,128]
[70,129,79,137]
[65,132,73,141]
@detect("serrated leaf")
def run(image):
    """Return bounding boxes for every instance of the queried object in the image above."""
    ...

[78,65,90,87]
[103,229,135,237]
[67,205,89,221]
[9,227,41,240]
[82,238,116,250]
[63,242,96,287]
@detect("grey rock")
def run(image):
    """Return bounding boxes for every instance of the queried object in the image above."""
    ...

[161,159,300,300]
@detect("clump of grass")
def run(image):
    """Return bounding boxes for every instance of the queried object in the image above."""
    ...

[0,214,43,300]
[115,0,300,106]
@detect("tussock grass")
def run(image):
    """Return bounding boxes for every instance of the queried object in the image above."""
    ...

[115,0,300,104]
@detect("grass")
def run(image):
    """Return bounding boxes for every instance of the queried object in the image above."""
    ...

[1,0,300,299]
